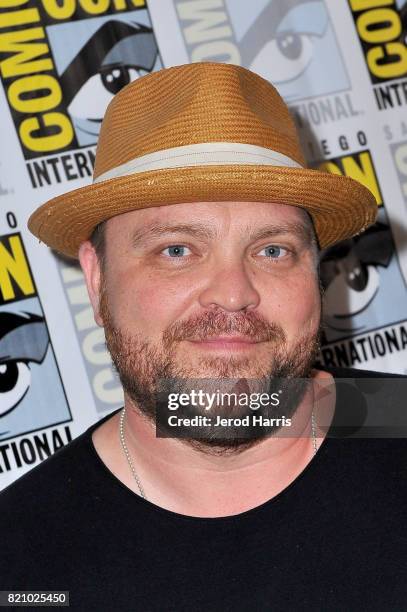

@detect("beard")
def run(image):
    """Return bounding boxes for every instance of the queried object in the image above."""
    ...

[100,279,322,456]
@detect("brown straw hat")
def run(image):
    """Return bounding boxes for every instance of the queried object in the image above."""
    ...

[28,62,377,259]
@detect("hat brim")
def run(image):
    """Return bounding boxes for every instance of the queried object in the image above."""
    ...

[28,165,377,259]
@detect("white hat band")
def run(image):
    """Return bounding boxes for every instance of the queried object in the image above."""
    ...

[93,142,303,184]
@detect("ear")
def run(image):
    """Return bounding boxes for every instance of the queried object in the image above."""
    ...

[78,240,104,327]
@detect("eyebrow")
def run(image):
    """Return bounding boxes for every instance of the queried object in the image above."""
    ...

[131,220,314,247]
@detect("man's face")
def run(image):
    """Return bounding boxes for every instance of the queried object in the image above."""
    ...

[81,201,321,452]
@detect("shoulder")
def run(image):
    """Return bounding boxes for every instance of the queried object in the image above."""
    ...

[0,409,117,529]
[0,427,90,513]
[0,408,120,512]
[317,365,407,445]
[0,412,120,585]
[0,432,89,572]
[317,364,407,378]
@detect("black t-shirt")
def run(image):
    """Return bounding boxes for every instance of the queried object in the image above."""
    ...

[1,366,407,612]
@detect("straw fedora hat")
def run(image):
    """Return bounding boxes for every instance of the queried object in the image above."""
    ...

[28,62,377,259]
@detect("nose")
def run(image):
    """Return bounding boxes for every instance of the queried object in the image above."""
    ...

[198,257,261,312]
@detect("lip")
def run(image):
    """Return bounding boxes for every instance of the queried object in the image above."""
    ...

[188,336,261,350]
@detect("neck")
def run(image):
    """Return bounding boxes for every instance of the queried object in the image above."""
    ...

[93,369,335,518]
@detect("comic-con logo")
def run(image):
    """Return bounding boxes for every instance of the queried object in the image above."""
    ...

[348,0,407,109]
[0,232,71,441]
[0,0,161,160]
[319,150,407,344]
[236,0,349,101]
[175,0,349,101]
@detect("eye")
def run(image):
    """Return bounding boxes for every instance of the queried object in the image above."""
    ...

[251,32,315,83]
[0,361,31,417]
[258,245,288,259]
[161,245,192,258]
[277,31,304,60]
[323,265,380,318]
[67,67,145,120]
[272,32,315,81]
[100,65,148,95]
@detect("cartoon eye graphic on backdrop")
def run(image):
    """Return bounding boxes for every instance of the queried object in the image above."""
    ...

[68,66,149,121]
[319,223,394,330]
[251,31,317,83]
[0,361,31,417]
[100,65,148,95]
[322,263,380,326]
[0,312,49,418]
[239,0,328,84]
[60,20,158,127]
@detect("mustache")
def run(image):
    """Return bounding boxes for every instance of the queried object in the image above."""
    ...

[162,309,286,346]
[100,281,287,346]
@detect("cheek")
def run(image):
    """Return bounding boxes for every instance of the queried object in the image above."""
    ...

[107,268,193,337]
[265,274,320,334]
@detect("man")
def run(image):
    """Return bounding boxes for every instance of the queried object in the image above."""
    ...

[1,62,406,611]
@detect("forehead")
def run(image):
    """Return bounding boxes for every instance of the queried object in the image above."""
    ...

[105,201,313,238]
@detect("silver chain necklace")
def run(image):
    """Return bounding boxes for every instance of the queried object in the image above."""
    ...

[119,406,319,501]
[119,407,147,499]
